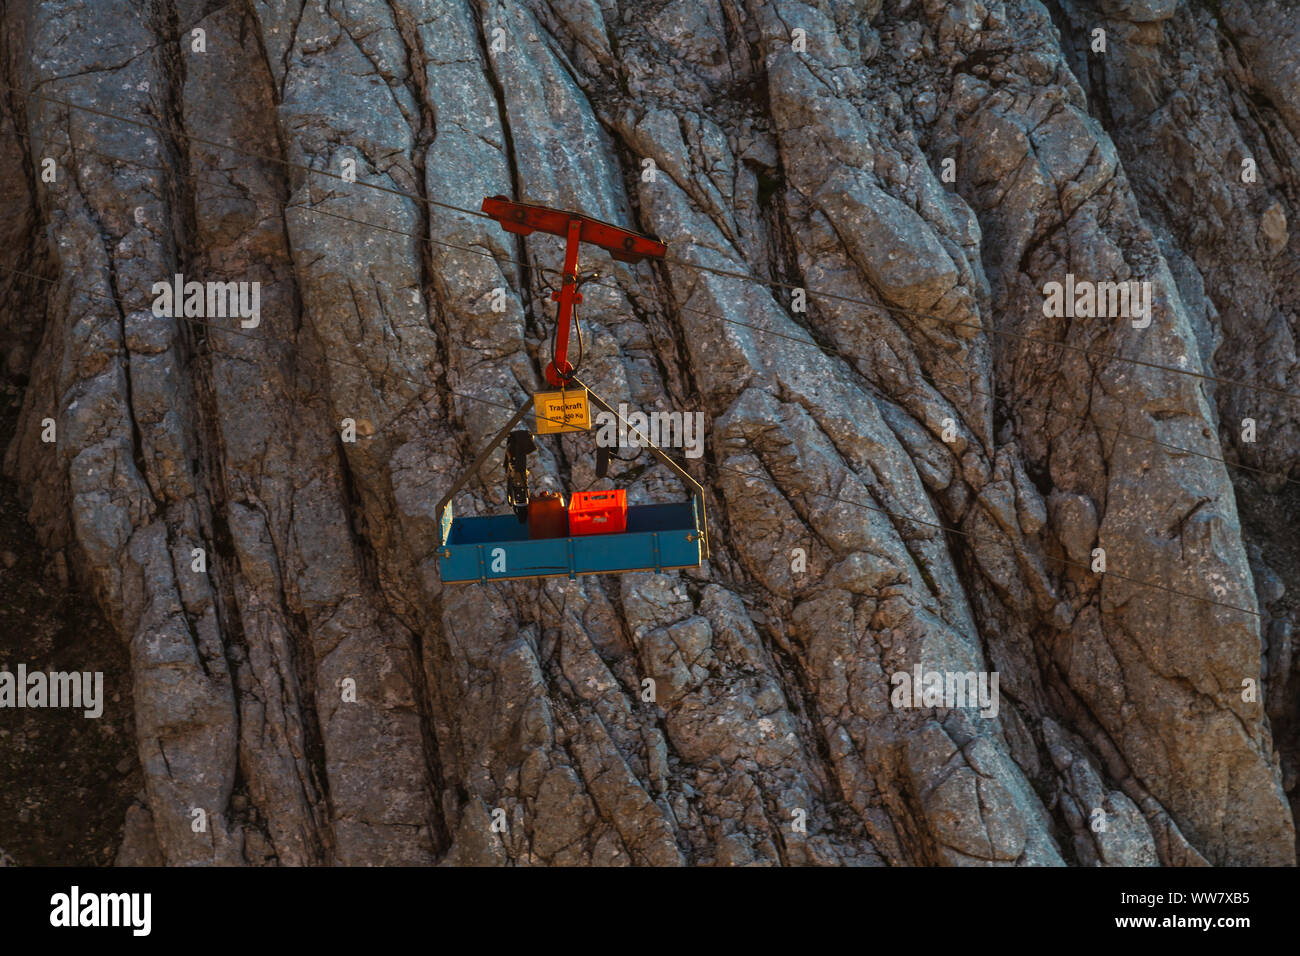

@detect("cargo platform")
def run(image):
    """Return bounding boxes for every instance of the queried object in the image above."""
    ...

[438,500,703,583]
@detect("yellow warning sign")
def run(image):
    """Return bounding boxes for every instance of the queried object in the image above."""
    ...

[535,388,591,434]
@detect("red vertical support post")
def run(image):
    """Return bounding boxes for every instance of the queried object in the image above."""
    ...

[546,218,584,386]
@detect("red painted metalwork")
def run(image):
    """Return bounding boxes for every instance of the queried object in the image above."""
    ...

[481,195,667,386]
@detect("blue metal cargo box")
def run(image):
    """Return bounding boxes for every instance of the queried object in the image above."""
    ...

[438,501,702,582]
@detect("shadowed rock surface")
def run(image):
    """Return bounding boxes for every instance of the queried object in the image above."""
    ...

[0,0,1296,865]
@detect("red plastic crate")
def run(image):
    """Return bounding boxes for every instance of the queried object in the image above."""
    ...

[568,489,628,536]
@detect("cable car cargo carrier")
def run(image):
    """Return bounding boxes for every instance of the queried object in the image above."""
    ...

[433,196,708,584]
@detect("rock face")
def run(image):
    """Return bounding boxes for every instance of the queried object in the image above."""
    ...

[1,0,1296,866]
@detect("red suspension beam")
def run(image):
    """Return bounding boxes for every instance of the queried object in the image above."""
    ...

[481,195,667,386]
